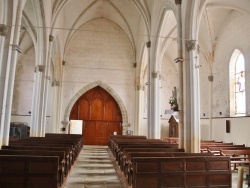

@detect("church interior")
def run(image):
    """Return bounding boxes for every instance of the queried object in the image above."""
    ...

[0,0,250,187]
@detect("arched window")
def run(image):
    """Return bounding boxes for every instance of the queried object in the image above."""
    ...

[229,49,246,116]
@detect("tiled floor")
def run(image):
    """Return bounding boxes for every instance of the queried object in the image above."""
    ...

[63,145,127,188]
[63,145,249,188]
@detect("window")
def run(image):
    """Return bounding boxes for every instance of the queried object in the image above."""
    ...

[229,49,246,116]
[235,54,245,114]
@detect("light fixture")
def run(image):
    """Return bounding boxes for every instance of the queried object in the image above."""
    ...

[174,57,184,63]
[195,64,204,69]
[10,44,21,53]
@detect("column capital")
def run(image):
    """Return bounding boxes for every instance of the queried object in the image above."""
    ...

[152,71,159,78]
[136,84,144,91]
[0,24,8,37]
[186,40,196,51]
[146,41,151,48]
[208,75,213,82]
[52,81,60,87]
[49,35,54,42]
[35,65,46,72]
[175,0,182,5]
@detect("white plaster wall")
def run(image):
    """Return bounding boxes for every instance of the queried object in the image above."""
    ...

[201,117,250,146]
[12,48,35,116]
[62,18,135,130]
[200,11,250,117]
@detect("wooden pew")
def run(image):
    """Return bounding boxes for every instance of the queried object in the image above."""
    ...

[131,156,231,188]
[0,150,65,185]
[206,145,247,155]
[126,152,214,185]
[12,137,81,157]
[110,138,162,155]
[200,142,235,153]
[44,134,84,156]
[161,137,179,143]
[220,148,250,187]
[9,142,76,165]
[0,155,59,188]
[121,148,185,171]
[115,143,178,164]
[220,149,250,173]
[1,145,71,175]
[108,135,147,149]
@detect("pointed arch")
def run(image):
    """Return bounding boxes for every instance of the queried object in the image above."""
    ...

[64,81,128,125]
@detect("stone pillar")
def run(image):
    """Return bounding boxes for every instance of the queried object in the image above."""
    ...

[0,24,8,52]
[134,84,144,135]
[50,81,61,133]
[30,64,45,136]
[0,24,8,102]
[40,34,54,136]
[0,0,24,146]
[175,0,184,148]
[146,41,152,138]
[0,24,8,146]
[185,39,201,152]
[208,75,213,140]
[151,71,160,138]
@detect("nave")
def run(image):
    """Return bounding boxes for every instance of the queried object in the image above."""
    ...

[63,145,127,188]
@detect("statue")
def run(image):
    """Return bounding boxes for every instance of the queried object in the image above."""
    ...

[169,87,178,111]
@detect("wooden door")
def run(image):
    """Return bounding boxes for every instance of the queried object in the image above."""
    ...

[70,86,122,145]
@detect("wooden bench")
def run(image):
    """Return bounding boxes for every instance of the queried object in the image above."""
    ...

[0,150,65,185]
[9,142,76,164]
[110,139,166,156]
[125,152,214,185]
[203,145,246,155]
[220,149,250,187]
[131,156,231,188]
[161,137,179,143]
[1,145,71,175]
[121,148,185,172]
[115,143,178,164]
[109,135,147,148]
[0,155,59,188]
[220,149,250,172]
[12,137,81,158]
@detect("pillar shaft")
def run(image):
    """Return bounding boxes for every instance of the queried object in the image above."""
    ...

[175,0,184,148]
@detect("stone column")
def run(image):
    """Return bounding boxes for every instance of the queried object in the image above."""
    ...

[0,24,8,104]
[208,75,213,140]
[0,0,24,145]
[30,65,45,136]
[40,34,54,136]
[0,24,8,67]
[49,81,60,133]
[151,71,160,138]
[134,84,144,135]
[146,41,152,138]
[175,0,184,148]
[0,24,8,146]
[185,39,201,152]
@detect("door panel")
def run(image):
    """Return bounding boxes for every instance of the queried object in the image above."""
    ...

[91,98,103,120]
[79,99,89,119]
[70,86,122,145]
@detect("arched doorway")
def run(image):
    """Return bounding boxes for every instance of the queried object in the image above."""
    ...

[70,86,122,145]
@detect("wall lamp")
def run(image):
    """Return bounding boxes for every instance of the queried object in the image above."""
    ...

[10,44,21,53]
[174,57,184,63]
[195,64,204,69]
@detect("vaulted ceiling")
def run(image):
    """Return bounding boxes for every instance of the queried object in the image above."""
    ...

[19,0,250,60]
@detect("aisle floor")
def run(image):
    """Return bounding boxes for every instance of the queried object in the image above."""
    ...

[63,145,127,188]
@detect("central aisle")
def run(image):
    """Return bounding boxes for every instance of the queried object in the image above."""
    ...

[64,145,127,188]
